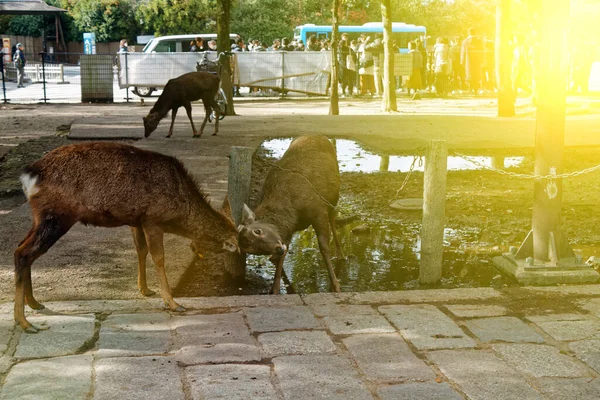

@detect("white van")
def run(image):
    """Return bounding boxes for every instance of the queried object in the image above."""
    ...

[131,33,239,97]
[142,34,239,53]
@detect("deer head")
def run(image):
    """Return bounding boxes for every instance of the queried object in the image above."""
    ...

[237,204,287,256]
[190,196,239,258]
[143,113,161,138]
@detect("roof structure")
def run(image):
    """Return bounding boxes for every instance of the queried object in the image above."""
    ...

[0,0,66,15]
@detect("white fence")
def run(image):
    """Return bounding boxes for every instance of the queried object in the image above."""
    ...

[4,61,66,83]
[117,52,415,96]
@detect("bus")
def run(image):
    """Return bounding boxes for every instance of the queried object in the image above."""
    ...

[293,22,426,53]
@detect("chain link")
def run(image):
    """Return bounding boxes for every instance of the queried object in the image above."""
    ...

[378,153,423,211]
[451,151,600,180]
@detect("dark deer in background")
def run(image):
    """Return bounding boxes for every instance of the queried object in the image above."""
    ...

[143,71,220,139]
[238,136,343,294]
[14,142,239,333]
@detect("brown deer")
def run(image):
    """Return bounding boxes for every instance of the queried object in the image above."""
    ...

[238,136,343,294]
[143,71,221,139]
[14,142,239,333]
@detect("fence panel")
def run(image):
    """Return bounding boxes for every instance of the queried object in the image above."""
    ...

[117,52,217,88]
[2,51,600,104]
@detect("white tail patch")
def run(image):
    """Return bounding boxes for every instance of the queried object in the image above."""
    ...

[20,174,40,199]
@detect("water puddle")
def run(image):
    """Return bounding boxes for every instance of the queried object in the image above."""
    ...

[261,138,525,173]
[246,222,505,294]
[242,138,599,294]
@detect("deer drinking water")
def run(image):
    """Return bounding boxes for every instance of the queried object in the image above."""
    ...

[143,71,221,139]
[238,136,343,294]
[14,142,239,333]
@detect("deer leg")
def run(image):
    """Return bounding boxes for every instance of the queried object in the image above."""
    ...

[18,224,35,247]
[198,98,211,138]
[313,218,342,293]
[183,102,198,138]
[210,98,220,136]
[328,210,345,260]
[131,227,154,296]
[166,108,178,138]
[143,225,185,312]
[15,214,74,333]
[269,253,286,294]
[17,226,45,310]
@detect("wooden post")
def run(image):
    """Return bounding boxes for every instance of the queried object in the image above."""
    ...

[381,0,397,112]
[217,0,235,116]
[532,0,570,262]
[329,0,340,115]
[225,146,253,278]
[420,140,447,285]
[496,0,515,117]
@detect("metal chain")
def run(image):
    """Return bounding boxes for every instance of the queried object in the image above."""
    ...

[379,153,423,211]
[451,151,600,180]
[264,160,338,209]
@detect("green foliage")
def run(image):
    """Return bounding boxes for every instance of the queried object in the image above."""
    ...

[64,0,138,42]
[391,0,495,39]
[231,0,295,43]
[1,0,596,50]
[7,15,45,37]
[136,0,218,37]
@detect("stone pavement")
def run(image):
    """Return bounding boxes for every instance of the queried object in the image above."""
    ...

[2,286,600,399]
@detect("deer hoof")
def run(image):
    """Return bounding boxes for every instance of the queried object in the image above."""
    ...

[192,134,202,139]
[173,305,186,313]
[140,288,155,297]
[22,324,49,334]
[28,302,45,310]
[211,133,218,136]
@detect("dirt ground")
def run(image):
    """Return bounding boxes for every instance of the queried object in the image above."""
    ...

[1,97,599,303]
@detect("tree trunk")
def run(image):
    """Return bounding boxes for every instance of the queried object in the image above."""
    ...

[217,0,235,116]
[496,0,515,117]
[329,0,340,115]
[381,0,397,112]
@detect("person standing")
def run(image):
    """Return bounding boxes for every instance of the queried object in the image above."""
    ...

[366,33,384,97]
[408,41,423,99]
[338,34,352,97]
[450,36,463,92]
[461,28,484,94]
[190,37,203,52]
[118,39,128,53]
[433,37,452,96]
[13,43,26,88]
[306,35,320,51]
[358,36,375,96]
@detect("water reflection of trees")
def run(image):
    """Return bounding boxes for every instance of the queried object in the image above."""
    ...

[281,221,501,293]
[284,223,423,293]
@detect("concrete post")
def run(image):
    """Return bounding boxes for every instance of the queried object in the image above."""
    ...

[225,146,253,278]
[420,140,447,285]
[379,155,390,172]
[532,0,569,262]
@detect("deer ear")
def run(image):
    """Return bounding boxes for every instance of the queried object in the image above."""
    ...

[223,240,238,253]
[221,196,232,214]
[221,196,235,223]
[241,204,255,225]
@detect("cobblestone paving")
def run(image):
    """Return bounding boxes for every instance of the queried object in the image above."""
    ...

[2,286,600,399]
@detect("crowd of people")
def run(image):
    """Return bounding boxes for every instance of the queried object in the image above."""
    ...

[182,29,596,100]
